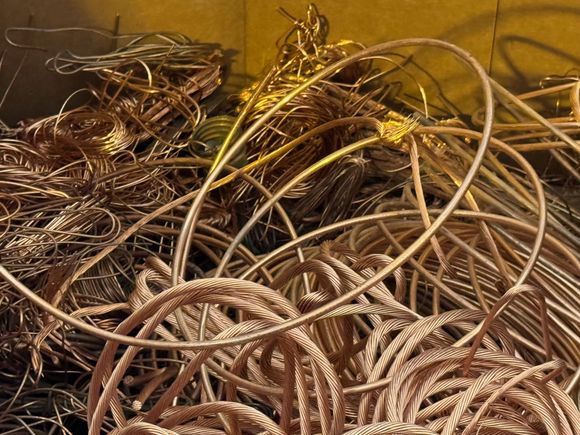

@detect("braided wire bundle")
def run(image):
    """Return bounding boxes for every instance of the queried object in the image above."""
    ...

[0,5,579,435]
[0,31,228,433]
[84,244,579,434]
[49,31,224,150]
[471,77,580,250]
[78,16,579,434]
[213,5,408,250]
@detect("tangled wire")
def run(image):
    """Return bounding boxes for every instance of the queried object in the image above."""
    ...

[0,5,578,435]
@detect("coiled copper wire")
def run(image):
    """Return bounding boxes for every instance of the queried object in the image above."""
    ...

[0,6,579,435]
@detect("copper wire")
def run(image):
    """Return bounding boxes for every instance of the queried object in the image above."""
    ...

[0,6,579,435]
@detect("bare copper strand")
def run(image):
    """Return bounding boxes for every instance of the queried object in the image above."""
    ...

[0,5,579,435]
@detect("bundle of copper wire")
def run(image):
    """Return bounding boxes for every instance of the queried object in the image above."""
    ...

[0,5,578,435]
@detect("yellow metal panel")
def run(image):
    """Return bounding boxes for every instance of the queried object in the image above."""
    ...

[490,0,580,91]
[2,0,580,121]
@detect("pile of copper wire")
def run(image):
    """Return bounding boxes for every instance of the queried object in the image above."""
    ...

[0,5,578,435]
